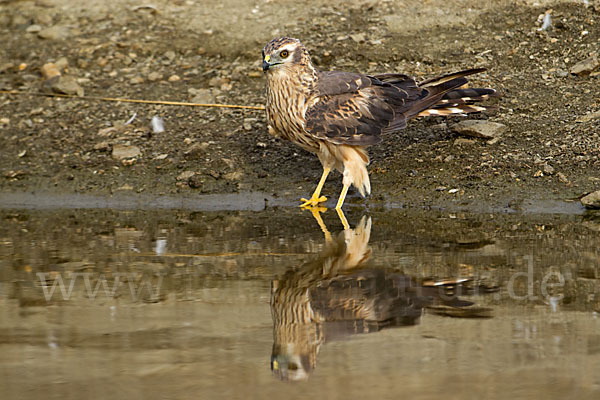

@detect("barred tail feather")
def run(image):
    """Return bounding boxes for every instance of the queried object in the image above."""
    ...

[417,104,489,117]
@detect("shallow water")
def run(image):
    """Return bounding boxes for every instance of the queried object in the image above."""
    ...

[1,204,600,399]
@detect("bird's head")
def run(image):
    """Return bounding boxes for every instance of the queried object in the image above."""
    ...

[262,37,313,74]
[271,344,314,381]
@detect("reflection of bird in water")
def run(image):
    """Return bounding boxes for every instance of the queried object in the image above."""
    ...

[270,217,486,381]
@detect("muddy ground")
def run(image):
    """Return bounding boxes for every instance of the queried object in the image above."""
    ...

[0,0,599,210]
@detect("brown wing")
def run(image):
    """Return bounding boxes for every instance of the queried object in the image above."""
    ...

[305,71,420,146]
[305,69,490,146]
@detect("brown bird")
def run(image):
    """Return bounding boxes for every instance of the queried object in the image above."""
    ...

[262,37,497,210]
[270,216,488,381]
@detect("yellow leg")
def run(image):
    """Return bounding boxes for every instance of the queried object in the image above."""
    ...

[300,167,330,208]
[336,207,350,231]
[305,205,332,242]
[335,183,350,210]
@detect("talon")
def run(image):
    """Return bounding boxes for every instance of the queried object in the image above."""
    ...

[299,195,327,208]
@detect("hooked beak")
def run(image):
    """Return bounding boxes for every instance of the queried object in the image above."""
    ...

[262,54,271,72]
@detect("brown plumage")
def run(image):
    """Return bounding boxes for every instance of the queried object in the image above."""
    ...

[270,217,487,381]
[262,37,498,209]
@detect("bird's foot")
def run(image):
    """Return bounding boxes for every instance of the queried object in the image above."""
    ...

[299,195,327,208]
[301,204,332,241]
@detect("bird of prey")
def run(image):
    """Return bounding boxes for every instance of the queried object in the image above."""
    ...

[270,216,488,381]
[262,37,497,210]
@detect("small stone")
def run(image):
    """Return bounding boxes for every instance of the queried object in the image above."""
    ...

[168,74,180,82]
[51,76,84,96]
[164,50,176,61]
[38,25,71,40]
[243,118,257,131]
[576,110,600,123]
[570,54,599,76]
[448,188,459,194]
[115,184,134,191]
[557,172,568,183]
[188,174,204,189]
[224,171,243,181]
[148,71,163,81]
[188,88,214,104]
[121,158,137,166]
[3,170,26,179]
[454,138,475,146]
[55,57,69,71]
[130,76,144,84]
[543,164,555,175]
[0,117,9,125]
[209,77,229,88]
[26,24,42,33]
[184,142,209,158]
[112,144,141,160]
[452,120,507,140]
[93,141,110,151]
[581,190,600,209]
[350,33,366,43]
[177,171,196,181]
[41,62,61,79]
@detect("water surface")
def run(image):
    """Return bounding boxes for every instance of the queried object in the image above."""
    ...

[1,205,599,399]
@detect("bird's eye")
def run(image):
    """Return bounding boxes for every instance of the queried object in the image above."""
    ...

[288,363,298,370]
[280,50,289,58]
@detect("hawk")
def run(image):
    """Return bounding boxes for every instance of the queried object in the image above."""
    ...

[262,37,497,210]
[270,216,485,381]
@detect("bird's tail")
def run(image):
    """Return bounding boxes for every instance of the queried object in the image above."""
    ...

[413,69,498,118]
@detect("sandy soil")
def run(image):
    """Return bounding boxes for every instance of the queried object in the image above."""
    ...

[0,0,599,210]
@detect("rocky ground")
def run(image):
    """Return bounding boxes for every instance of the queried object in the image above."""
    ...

[0,0,599,210]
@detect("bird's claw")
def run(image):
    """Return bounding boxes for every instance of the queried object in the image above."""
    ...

[299,195,327,208]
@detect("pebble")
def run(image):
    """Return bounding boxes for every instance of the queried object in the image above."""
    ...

[38,25,71,40]
[148,71,163,81]
[41,62,61,79]
[570,54,599,76]
[350,33,366,43]
[112,144,141,160]
[26,24,42,33]
[168,74,180,82]
[51,76,84,96]
[188,174,204,188]
[164,50,176,61]
[224,171,243,181]
[243,118,257,131]
[543,164,555,175]
[576,110,600,123]
[184,142,209,158]
[189,88,215,104]
[581,190,600,209]
[557,172,568,183]
[93,141,110,151]
[454,138,476,146]
[55,57,69,71]
[176,171,196,181]
[452,120,507,140]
